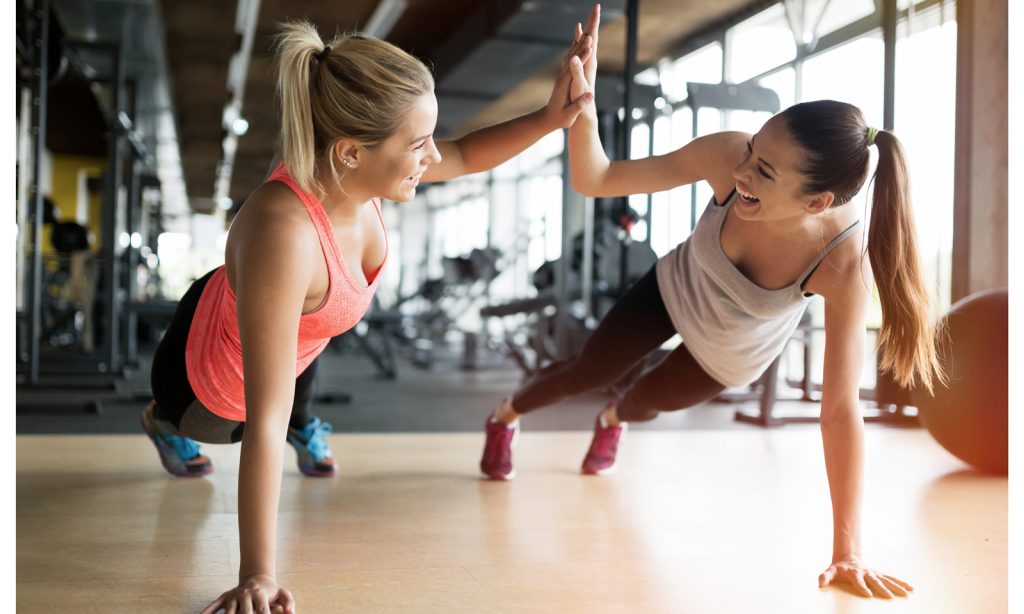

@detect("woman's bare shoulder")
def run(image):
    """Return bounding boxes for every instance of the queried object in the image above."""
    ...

[804,220,869,301]
[225,181,319,285]
[229,182,313,244]
[701,131,749,201]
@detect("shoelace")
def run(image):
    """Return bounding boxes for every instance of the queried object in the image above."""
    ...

[300,418,333,459]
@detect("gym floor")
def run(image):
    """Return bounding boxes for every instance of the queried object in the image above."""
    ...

[15,351,1009,613]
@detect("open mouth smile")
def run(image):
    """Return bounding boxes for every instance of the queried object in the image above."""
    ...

[736,184,760,204]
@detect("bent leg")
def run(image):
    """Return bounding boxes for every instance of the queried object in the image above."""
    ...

[616,343,725,423]
[289,357,318,430]
[286,357,337,476]
[511,266,675,414]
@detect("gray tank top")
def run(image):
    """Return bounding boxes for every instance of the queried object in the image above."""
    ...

[655,190,861,388]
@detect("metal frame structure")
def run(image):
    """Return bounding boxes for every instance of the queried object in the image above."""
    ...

[16,0,157,412]
[23,0,50,386]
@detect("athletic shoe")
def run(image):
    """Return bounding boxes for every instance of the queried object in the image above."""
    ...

[480,410,519,480]
[287,417,337,477]
[140,401,214,477]
[581,412,627,475]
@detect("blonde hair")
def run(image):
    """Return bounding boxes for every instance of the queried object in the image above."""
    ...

[274,21,434,196]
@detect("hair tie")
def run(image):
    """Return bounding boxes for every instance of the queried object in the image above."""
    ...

[315,45,332,62]
[866,126,879,147]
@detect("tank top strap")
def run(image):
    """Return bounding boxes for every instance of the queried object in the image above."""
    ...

[796,220,862,288]
[265,163,343,266]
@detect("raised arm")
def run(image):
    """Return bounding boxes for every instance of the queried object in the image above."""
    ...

[564,5,746,197]
[201,199,312,614]
[422,10,595,182]
[813,252,913,599]
[569,121,751,197]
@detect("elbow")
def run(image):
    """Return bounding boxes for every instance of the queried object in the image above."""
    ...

[571,176,596,197]
[819,407,863,432]
[570,172,604,198]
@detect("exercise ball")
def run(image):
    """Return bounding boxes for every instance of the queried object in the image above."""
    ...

[912,289,1008,474]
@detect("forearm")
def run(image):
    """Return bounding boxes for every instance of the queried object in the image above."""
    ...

[237,422,287,579]
[567,109,611,196]
[820,411,865,560]
[450,107,559,175]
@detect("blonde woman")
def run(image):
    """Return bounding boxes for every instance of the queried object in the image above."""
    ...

[140,20,594,613]
[481,4,938,599]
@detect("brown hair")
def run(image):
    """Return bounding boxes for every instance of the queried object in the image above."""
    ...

[779,100,945,393]
[274,22,434,196]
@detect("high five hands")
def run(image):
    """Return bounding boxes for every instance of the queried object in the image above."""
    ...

[545,3,601,128]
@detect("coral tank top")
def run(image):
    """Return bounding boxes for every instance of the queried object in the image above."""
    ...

[184,164,387,421]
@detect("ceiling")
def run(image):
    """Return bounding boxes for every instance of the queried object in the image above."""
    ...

[47,0,770,216]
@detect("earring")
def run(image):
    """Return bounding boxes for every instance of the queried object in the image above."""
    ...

[343,160,358,169]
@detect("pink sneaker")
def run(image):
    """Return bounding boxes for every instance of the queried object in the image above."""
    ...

[581,413,627,475]
[480,411,519,480]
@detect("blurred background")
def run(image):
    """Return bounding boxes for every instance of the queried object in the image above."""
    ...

[14,0,1007,435]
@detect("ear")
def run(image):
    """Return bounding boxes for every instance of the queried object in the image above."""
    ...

[803,191,834,214]
[332,139,363,168]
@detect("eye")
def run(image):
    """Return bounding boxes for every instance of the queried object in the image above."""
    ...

[413,142,426,151]
[747,141,772,180]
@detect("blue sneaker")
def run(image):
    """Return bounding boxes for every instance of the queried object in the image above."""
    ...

[140,401,213,477]
[287,417,337,477]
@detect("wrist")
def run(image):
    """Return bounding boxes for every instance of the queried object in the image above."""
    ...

[536,106,561,133]
[831,549,862,564]
[239,570,276,583]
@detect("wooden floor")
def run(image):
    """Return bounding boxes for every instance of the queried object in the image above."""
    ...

[17,428,1007,613]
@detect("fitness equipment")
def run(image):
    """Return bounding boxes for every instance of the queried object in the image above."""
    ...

[482,223,657,377]
[730,317,923,427]
[322,297,402,381]
[394,247,507,370]
[16,0,158,412]
[912,289,1008,474]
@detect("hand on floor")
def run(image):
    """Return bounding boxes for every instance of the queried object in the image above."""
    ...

[200,574,296,614]
[819,558,914,598]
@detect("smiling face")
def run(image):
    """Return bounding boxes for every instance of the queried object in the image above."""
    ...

[731,115,834,223]
[340,92,442,203]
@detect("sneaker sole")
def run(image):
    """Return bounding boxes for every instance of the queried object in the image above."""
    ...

[581,462,617,476]
[287,434,338,478]
[297,464,338,477]
[140,408,213,478]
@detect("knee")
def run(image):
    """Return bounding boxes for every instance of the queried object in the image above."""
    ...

[556,357,621,397]
[616,396,661,423]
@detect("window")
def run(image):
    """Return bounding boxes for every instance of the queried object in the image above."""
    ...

[661,43,723,103]
[727,4,797,83]
[895,7,957,312]
[801,0,876,41]
[757,67,796,111]
[628,121,651,242]
[801,32,885,123]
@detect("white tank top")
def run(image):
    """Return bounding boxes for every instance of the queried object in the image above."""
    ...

[655,189,860,388]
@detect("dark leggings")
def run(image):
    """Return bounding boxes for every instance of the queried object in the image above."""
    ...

[150,269,317,444]
[511,266,726,422]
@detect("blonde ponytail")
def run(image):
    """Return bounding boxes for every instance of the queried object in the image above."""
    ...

[275,21,323,196]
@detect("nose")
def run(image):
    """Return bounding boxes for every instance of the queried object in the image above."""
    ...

[427,139,442,166]
[733,158,752,183]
